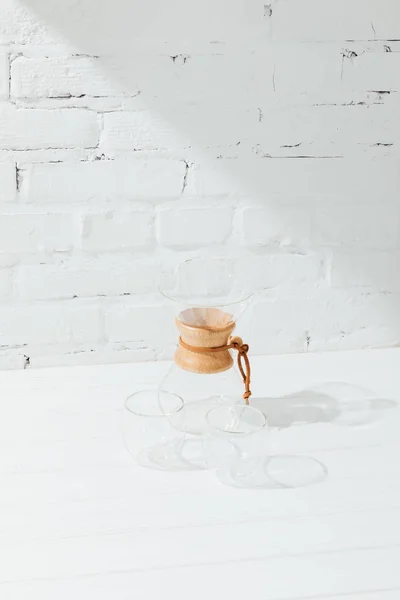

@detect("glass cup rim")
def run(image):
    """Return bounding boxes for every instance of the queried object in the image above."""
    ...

[124,390,184,418]
[206,404,267,435]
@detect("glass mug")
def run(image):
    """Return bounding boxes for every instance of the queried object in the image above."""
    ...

[205,404,268,488]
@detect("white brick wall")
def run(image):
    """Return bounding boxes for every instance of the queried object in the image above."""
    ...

[255,104,399,154]
[0,163,16,202]
[11,56,125,98]
[0,213,73,253]
[0,53,8,100]
[0,304,101,346]
[241,206,311,250]
[17,257,157,301]
[157,204,233,249]
[101,111,183,155]
[81,210,154,251]
[104,304,176,347]
[0,268,12,299]
[312,202,400,249]
[0,0,61,45]
[187,158,400,197]
[0,104,99,150]
[23,159,186,203]
[341,52,400,92]
[100,107,256,155]
[0,0,399,369]
[330,251,400,292]
[270,0,400,41]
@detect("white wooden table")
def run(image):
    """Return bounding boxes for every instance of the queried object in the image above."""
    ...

[1,349,400,600]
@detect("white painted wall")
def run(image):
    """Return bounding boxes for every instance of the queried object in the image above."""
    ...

[0,0,399,369]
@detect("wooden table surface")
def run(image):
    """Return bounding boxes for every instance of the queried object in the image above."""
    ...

[1,348,400,600]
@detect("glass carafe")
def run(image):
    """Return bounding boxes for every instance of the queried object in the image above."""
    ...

[159,257,254,435]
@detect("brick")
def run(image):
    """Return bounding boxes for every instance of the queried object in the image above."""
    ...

[143,52,274,101]
[101,106,254,155]
[0,268,12,298]
[186,161,235,197]
[312,202,400,249]
[17,258,156,300]
[26,342,155,369]
[311,324,400,352]
[81,211,153,251]
[322,289,399,332]
[248,292,327,355]
[101,111,180,154]
[255,104,398,153]
[0,213,73,253]
[11,56,125,99]
[320,292,400,345]
[330,251,400,292]
[5,148,93,165]
[0,104,98,150]
[0,53,8,100]
[0,304,102,346]
[189,157,400,197]
[249,286,400,354]
[0,350,27,370]
[157,205,233,248]
[271,0,400,41]
[105,304,176,347]
[157,1,261,45]
[241,206,311,250]
[23,159,185,203]
[274,45,342,94]
[0,255,17,268]
[246,255,323,289]
[342,52,400,92]
[0,1,59,44]
[0,163,16,202]
[274,46,400,96]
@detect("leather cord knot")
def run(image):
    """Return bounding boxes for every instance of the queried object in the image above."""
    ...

[178,335,252,405]
[228,337,251,403]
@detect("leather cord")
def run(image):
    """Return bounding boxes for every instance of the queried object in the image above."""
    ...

[179,336,252,405]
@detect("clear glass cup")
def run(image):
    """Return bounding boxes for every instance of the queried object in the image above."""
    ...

[122,390,190,470]
[205,404,268,487]
[122,389,217,471]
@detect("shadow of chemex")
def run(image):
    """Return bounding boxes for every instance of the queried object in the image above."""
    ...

[251,382,397,429]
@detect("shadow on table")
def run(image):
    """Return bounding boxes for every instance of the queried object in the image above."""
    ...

[216,454,329,490]
[251,382,397,429]
[265,455,329,489]
[124,383,397,488]
[233,382,398,490]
